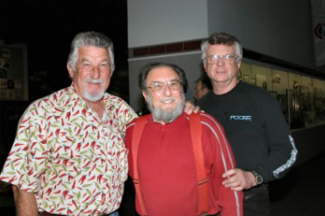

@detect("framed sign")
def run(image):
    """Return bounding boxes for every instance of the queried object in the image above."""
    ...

[0,44,28,101]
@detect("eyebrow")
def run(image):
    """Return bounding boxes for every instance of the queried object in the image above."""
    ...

[150,78,180,83]
[79,58,110,63]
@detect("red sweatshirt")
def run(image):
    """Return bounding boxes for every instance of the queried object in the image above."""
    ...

[126,112,243,216]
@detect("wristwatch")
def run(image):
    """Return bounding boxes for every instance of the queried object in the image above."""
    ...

[251,171,263,185]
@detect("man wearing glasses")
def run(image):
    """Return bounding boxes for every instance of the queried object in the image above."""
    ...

[125,63,243,216]
[198,32,298,216]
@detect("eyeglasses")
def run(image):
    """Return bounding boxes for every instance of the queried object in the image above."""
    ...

[146,80,182,92]
[204,54,239,64]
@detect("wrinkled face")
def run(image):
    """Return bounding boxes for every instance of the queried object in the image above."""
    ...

[203,44,241,87]
[68,46,111,102]
[143,66,185,123]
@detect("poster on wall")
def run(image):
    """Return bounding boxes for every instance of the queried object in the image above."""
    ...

[271,69,289,95]
[240,62,255,85]
[0,45,28,101]
[253,65,272,91]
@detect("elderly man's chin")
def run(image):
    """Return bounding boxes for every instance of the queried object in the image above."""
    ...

[82,90,105,102]
[151,102,184,123]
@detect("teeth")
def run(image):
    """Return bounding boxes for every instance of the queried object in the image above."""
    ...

[161,98,174,104]
[86,79,103,84]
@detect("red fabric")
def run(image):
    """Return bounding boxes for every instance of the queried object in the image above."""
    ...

[126,113,243,216]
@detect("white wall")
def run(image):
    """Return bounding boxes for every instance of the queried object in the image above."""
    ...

[207,0,314,68]
[128,0,208,48]
[127,0,316,109]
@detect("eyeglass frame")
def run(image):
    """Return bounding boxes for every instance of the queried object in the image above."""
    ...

[146,79,183,92]
[203,54,240,64]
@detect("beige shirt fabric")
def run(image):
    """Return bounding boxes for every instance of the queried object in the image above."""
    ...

[0,86,137,215]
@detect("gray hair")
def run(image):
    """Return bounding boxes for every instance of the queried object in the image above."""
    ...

[201,32,243,62]
[67,31,115,72]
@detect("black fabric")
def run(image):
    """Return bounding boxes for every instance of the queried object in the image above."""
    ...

[244,184,270,216]
[198,81,294,183]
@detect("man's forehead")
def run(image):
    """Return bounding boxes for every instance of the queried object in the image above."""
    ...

[78,47,110,61]
[148,66,178,80]
[207,44,235,52]
[79,46,109,55]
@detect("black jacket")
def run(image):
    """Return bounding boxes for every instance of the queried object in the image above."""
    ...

[198,81,297,182]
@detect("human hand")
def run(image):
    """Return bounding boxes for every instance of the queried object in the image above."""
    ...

[184,101,201,114]
[222,168,256,191]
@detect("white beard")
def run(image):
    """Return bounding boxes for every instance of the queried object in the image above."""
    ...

[82,79,105,102]
[146,94,185,123]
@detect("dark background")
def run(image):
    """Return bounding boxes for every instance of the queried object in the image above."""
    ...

[0,0,129,101]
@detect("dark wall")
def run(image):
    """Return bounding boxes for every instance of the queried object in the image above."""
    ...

[292,124,325,166]
[0,101,29,168]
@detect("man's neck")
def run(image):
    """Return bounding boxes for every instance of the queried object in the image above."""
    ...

[212,80,239,95]
[152,118,169,125]
[152,115,179,125]
[86,99,105,119]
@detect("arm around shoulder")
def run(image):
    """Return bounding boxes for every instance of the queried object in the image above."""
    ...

[12,185,38,216]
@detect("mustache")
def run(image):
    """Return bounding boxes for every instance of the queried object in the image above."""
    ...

[85,79,104,84]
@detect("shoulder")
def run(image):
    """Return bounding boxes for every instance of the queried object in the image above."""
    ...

[197,91,214,106]
[239,82,277,104]
[188,112,225,134]
[105,93,129,107]
[126,114,151,131]
[105,93,135,112]
[187,113,228,146]
[25,88,69,114]
[240,82,271,97]
[104,93,138,121]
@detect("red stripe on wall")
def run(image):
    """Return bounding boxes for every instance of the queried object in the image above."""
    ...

[130,39,202,58]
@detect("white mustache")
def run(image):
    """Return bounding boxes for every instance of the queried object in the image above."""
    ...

[85,79,104,84]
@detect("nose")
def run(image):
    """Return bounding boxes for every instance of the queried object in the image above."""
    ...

[91,66,100,79]
[162,84,172,96]
[216,58,225,66]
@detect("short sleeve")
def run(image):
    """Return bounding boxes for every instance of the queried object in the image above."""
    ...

[0,103,50,193]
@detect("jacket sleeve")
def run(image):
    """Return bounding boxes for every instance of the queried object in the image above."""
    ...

[255,95,298,182]
[202,113,243,216]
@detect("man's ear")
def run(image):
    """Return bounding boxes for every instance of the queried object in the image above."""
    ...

[67,64,74,79]
[203,62,208,72]
[237,61,241,69]
[142,90,148,102]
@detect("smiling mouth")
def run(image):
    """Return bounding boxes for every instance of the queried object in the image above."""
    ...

[160,98,175,104]
[87,82,102,86]
[215,70,226,73]
[85,79,104,84]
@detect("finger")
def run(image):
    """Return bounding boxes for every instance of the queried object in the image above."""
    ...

[230,185,244,191]
[184,101,195,114]
[222,169,236,178]
[223,179,243,190]
[193,106,201,113]
[223,176,239,186]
